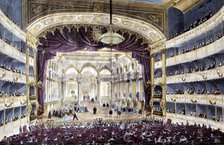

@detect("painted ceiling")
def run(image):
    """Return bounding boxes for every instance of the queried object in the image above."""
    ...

[128,0,164,4]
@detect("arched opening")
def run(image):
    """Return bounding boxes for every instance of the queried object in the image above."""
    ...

[26,12,165,115]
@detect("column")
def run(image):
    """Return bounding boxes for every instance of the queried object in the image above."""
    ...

[33,48,39,116]
[132,77,136,108]
[150,53,155,115]
[25,46,31,123]
[77,75,81,104]
[96,76,100,101]
[161,49,166,116]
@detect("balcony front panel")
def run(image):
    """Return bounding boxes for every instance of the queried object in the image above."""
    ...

[155,36,224,69]
[0,39,34,66]
[166,94,223,107]
[166,6,224,48]
[166,66,224,84]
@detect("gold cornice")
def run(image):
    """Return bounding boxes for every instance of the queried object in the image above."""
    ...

[25,0,166,33]
[150,38,166,54]
[37,24,149,44]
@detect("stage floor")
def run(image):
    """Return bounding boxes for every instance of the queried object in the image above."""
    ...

[41,105,146,124]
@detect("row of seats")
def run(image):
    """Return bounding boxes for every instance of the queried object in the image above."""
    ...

[0,107,27,127]
[1,118,224,144]
[0,80,26,97]
[155,24,223,62]
[166,103,223,122]
[168,11,214,39]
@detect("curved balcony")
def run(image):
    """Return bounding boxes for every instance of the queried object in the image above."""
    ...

[0,10,26,42]
[166,6,224,48]
[166,113,224,132]
[161,65,224,84]
[0,68,26,84]
[155,36,224,69]
[166,94,223,107]
[0,96,26,110]
[0,117,27,140]
[0,39,34,66]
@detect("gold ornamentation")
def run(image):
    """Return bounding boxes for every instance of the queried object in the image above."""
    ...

[5,99,13,107]
[29,80,36,86]
[37,81,43,89]
[93,3,105,12]
[20,98,27,105]
[209,98,216,105]
[216,70,223,77]
[26,13,165,44]
[13,75,20,82]
[26,31,38,48]
[0,71,6,78]
[146,14,161,25]
[171,97,176,102]
[202,73,207,80]
[181,76,186,81]
[191,99,197,103]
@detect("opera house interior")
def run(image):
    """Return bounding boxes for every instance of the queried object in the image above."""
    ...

[0,0,224,144]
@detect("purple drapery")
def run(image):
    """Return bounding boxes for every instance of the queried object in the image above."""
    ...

[37,26,151,115]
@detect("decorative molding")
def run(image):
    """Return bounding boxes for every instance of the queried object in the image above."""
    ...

[25,0,166,33]
[150,38,166,54]
[26,31,38,49]
[166,6,224,48]
[166,94,223,107]
[155,36,224,69]
[164,65,224,84]
[0,39,34,67]
[0,10,26,41]
[26,13,165,44]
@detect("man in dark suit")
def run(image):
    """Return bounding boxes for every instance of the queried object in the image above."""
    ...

[93,107,97,114]
[73,110,78,120]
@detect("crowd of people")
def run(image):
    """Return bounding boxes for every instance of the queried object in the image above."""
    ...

[166,87,221,95]
[165,58,224,77]
[0,62,34,77]
[1,118,224,144]
[0,90,25,97]
[0,81,26,97]
[155,30,223,63]
[168,11,214,39]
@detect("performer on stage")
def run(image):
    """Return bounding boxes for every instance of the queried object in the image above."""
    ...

[93,107,97,114]
[73,110,79,120]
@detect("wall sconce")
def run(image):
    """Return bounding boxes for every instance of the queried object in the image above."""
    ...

[0,71,6,79]
[216,70,223,77]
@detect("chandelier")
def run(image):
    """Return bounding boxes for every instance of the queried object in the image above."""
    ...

[98,0,124,45]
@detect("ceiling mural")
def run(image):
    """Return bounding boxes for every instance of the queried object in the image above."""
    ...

[128,0,163,4]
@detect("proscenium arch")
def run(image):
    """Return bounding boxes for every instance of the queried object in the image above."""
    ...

[26,12,165,43]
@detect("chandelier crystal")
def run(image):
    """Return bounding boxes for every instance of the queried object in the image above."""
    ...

[98,0,124,45]
[98,26,124,45]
